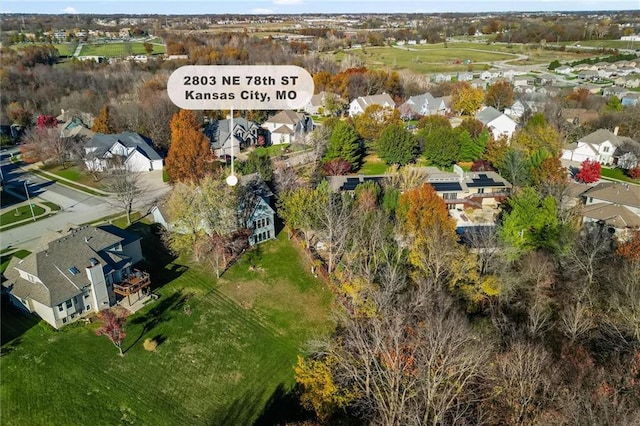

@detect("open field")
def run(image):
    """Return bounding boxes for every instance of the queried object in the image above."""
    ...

[79,41,166,57]
[330,42,598,73]
[1,226,334,425]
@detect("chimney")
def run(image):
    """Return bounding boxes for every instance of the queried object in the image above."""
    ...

[613,126,619,136]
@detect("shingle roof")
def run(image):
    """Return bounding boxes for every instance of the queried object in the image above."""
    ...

[2,226,140,307]
[582,182,640,209]
[87,132,162,161]
[582,203,640,228]
[476,106,502,124]
[266,110,304,125]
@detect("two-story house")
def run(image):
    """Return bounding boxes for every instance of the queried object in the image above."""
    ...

[580,182,640,237]
[476,106,518,141]
[399,92,450,119]
[2,225,148,329]
[562,128,640,168]
[348,93,396,117]
[262,110,313,145]
[203,117,264,159]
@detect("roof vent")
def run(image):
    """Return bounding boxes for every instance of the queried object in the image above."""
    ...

[89,257,99,266]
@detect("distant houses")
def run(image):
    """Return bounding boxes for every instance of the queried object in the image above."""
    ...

[562,128,640,168]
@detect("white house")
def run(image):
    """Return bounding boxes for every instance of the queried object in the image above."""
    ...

[262,110,313,145]
[399,92,449,119]
[2,225,147,329]
[84,132,163,172]
[561,128,640,167]
[348,93,396,117]
[303,91,346,116]
[476,106,518,140]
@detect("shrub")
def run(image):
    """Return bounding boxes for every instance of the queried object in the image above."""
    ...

[628,166,640,179]
[143,338,158,351]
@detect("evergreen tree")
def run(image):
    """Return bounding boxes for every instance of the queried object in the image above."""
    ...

[324,121,362,170]
[376,124,419,166]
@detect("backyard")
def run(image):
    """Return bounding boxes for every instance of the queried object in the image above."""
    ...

[0,225,335,425]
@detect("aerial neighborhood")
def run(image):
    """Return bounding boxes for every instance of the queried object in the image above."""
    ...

[1,7,640,425]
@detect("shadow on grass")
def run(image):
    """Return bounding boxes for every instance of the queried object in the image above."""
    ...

[124,290,191,354]
[1,294,40,353]
[205,383,312,426]
[254,383,314,426]
[125,222,184,289]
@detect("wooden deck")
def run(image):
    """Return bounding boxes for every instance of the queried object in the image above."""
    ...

[113,270,151,298]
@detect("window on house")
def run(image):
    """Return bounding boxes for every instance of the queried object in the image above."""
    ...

[71,314,76,320]
[267,230,271,239]
[478,188,485,194]
[62,318,67,324]
[58,304,63,312]
[86,305,91,311]
[603,146,609,153]
[65,299,72,309]
[68,266,80,275]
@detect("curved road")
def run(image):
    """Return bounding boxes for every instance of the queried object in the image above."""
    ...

[1,160,169,251]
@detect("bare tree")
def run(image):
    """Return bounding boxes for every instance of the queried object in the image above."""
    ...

[486,342,557,426]
[316,192,353,274]
[106,163,143,226]
[20,126,73,167]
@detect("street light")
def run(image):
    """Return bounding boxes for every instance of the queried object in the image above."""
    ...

[23,180,36,222]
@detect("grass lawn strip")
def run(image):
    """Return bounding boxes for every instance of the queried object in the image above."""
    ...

[1,232,333,425]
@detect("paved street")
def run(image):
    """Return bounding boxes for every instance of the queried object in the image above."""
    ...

[0,162,170,251]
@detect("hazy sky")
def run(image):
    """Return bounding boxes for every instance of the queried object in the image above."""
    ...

[1,0,638,15]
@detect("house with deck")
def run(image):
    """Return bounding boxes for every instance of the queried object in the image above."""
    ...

[2,225,149,329]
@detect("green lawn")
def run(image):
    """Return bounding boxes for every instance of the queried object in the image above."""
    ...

[80,42,166,57]
[601,167,639,183]
[0,204,45,225]
[359,155,389,175]
[1,227,334,425]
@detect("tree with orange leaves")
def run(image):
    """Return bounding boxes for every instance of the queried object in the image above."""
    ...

[165,110,211,183]
[398,183,458,281]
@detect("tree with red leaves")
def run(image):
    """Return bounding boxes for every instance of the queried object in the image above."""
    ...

[575,159,601,183]
[95,309,127,356]
[322,158,352,176]
[629,166,640,179]
[36,114,57,129]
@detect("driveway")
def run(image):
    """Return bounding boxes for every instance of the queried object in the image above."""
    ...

[0,168,170,251]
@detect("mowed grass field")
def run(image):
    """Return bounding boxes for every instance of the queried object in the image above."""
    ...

[0,225,334,425]
[331,42,601,73]
[80,41,166,57]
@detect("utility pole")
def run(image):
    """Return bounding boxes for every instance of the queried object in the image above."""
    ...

[24,180,36,221]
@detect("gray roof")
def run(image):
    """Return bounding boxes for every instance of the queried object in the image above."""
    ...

[579,129,622,146]
[582,182,640,209]
[582,203,640,228]
[2,226,140,307]
[476,106,502,125]
[203,117,259,150]
[87,132,162,161]
[352,93,396,111]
